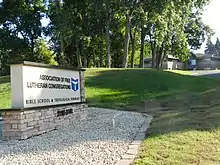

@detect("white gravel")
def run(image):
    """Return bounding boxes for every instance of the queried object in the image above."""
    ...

[0,107,147,165]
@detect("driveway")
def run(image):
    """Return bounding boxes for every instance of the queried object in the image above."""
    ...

[191,70,220,78]
[0,117,2,139]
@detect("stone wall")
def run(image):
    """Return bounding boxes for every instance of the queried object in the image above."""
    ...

[1,103,88,140]
[79,71,86,102]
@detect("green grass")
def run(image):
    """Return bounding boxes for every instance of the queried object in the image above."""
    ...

[85,68,219,109]
[0,76,10,108]
[1,68,220,164]
[135,102,220,165]
[135,129,220,165]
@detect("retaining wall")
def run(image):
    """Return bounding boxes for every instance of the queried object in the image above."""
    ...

[1,104,88,140]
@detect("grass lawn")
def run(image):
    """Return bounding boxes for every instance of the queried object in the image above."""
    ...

[1,68,220,164]
[85,68,219,109]
[0,76,10,108]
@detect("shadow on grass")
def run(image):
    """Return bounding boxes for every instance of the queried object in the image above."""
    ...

[146,106,220,137]
[85,69,219,107]
[0,76,10,85]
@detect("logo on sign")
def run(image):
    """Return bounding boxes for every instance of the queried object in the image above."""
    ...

[71,78,79,91]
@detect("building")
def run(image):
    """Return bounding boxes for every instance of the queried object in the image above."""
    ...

[196,54,220,70]
[144,55,184,70]
[143,53,220,70]
[186,53,198,70]
[186,53,220,70]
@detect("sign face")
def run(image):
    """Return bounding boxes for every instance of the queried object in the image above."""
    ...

[11,64,81,108]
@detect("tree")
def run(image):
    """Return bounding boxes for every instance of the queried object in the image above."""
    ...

[104,0,112,68]
[205,39,217,55]
[34,39,57,65]
[130,24,138,68]
[1,0,45,57]
[185,10,214,50]
[120,0,145,68]
[0,0,212,73]
[142,0,212,69]
[215,38,220,55]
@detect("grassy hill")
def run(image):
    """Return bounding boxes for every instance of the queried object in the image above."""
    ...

[1,69,220,164]
[85,69,220,109]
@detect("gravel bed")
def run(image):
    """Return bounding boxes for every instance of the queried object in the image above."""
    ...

[0,108,146,165]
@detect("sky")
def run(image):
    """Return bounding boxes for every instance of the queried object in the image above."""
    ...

[195,0,220,53]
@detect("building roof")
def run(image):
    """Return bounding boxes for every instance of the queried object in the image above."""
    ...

[194,53,220,60]
[144,55,179,63]
[167,55,179,60]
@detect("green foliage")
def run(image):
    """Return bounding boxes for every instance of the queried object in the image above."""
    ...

[0,0,52,75]
[143,0,212,68]
[34,39,58,65]
[185,11,214,50]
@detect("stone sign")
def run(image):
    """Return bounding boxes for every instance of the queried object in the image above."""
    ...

[11,62,81,108]
[1,61,87,141]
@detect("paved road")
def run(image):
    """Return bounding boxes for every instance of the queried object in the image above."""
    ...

[191,70,220,78]
[0,117,2,139]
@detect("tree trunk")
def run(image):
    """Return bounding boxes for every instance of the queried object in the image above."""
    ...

[76,41,82,68]
[106,17,111,68]
[155,53,160,69]
[83,54,87,68]
[55,0,66,66]
[155,48,162,69]
[93,53,96,67]
[30,35,35,58]
[151,46,156,68]
[130,27,137,68]
[122,14,131,68]
[59,36,66,66]
[156,43,165,69]
[139,25,145,68]
[149,32,156,69]
[160,51,167,69]
[81,40,87,68]
[104,0,111,68]
[99,42,103,67]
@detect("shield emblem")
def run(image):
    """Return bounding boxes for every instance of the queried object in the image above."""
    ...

[71,78,79,91]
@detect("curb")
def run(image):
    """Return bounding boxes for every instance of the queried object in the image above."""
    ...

[115,114,153,165]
